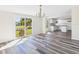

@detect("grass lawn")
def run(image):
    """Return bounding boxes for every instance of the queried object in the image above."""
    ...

[16,29,32,37]
[16,26,24,29]
[16,26,32,37]
[26,29,32,35]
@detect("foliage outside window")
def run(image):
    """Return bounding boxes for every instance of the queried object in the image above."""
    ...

[16,17,32,37]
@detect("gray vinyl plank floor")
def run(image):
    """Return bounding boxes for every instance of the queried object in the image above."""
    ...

[0,31,79,54]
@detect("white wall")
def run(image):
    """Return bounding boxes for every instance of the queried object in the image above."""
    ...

[32,17,43,35]
[72,7,79,40]
[0,11,16,43]
[0,10,43,43]
[42,17,47,33]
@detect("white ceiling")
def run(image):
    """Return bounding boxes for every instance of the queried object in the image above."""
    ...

[0,5,73,18]
[42,5,72,18]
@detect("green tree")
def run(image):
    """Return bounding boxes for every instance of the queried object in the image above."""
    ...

[20,17,24,26]
[20,17,32,26]
[26,18,32,26]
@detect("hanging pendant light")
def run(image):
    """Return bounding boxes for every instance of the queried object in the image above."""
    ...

[36,5,45,18]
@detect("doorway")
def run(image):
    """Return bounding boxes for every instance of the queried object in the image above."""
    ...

[16,16,32,38]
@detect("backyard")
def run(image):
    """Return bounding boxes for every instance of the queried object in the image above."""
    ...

[16,17,32,37]
[16,26,32,37]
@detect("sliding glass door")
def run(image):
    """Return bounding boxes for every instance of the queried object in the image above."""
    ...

[16,16,32,38]
[25,18,32,36]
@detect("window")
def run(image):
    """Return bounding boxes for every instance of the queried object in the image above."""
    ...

[16,16,32,38]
